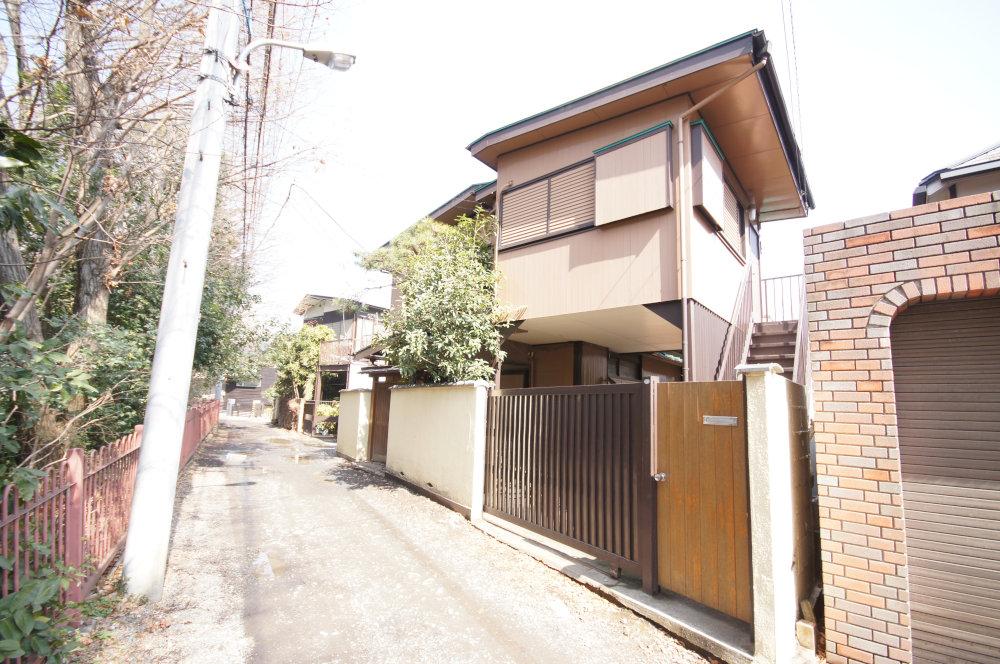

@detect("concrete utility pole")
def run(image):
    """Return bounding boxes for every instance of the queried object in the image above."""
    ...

[122,1,356,599]
[122,1,238,601]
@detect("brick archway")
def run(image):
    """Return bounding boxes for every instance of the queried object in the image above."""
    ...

[864,271,1000,338]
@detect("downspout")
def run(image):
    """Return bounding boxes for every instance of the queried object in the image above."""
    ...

[675,57,767,381]
[493,214,502,389]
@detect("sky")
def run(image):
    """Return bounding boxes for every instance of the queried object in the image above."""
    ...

[251,0,1000,324]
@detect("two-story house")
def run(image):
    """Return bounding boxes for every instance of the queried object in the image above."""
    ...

[431,30,813,388]
[294,294,385,398]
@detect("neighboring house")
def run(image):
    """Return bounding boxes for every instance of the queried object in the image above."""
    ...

[912,141,1000,205]
[221,366,276,414]
[429,30,814,387]
[293,294,386,397]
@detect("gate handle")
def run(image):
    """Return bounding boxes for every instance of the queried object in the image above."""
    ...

[653,472,667,482]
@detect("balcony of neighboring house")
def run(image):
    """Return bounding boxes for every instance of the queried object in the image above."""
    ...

[319,337,356,366]
[451,30,813,387]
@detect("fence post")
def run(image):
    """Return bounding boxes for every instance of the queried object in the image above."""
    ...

[737,363,800,664]
[637,378,659,594]
[64,448,86,602]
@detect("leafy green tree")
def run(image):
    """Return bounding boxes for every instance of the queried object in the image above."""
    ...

[266,324,333,432]
[266,324,333,400]
[360,208,509,384]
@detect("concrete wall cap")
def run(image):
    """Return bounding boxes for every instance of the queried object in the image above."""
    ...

[339,388,373,394]
[390,380,493,391]
[735,363,785,376]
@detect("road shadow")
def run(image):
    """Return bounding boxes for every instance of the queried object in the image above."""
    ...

[324,464,399,492]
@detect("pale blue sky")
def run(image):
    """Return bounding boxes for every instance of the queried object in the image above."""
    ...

[253,0,1000,322]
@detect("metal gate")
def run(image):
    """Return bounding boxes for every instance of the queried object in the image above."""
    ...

[484,383,655,579]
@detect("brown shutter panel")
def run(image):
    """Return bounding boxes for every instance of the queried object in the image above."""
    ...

[500,162,595,249]
[499,180,547,247]
[891,296,1000,663]
[722,184,743,256]
[548,162,595,234]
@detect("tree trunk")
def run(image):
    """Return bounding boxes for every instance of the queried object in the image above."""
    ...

[74,227,112,324]
[0,228,42,340]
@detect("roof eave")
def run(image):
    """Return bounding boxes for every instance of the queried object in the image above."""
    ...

[466,30,759,165]
[752,33,815,212]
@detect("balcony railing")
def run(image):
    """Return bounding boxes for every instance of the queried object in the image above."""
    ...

[319,339,355,365]
[761,274,805,322]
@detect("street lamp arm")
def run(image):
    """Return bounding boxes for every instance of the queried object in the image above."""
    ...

[235,38,306,72]
[233,38,355,79]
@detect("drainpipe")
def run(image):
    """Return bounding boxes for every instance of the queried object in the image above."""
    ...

[675,58,767,381]
[493,215,502,389]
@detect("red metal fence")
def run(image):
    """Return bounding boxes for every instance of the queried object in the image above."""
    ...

[0,400,219,602]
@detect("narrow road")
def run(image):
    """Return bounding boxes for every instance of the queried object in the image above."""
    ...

[83,417,706,663]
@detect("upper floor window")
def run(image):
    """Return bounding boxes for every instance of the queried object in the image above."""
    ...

[499,160,595,249]
[692,120,745,258]
[595,122,673,226]
[721,183,745,257]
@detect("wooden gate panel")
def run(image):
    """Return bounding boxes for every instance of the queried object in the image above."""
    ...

[368,376,398,462]
[655,380,752,624]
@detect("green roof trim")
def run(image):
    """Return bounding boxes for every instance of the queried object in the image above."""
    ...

[593,121,673,156]
[466,30,757,151]
[690,119,725,161]
[473,180,497,193]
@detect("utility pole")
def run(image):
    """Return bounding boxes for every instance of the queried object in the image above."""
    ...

[122,0,237,601]
[121,0,353,599]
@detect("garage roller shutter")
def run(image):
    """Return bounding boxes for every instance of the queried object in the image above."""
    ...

[891,296,1000,663]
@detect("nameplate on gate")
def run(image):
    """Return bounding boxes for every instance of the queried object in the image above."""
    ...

[703,415,738,427]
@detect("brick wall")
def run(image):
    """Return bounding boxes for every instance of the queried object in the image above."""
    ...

[802,190,1000,664]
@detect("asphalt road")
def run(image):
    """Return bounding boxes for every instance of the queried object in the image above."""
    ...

[82,417,706,663]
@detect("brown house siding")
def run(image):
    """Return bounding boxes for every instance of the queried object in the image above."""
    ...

[803,190,1000,664]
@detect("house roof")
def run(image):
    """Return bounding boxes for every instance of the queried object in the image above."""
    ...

[293,294,387,317]
[428,180,497,223]
[914,142,1000,194]
[466,29,814,220]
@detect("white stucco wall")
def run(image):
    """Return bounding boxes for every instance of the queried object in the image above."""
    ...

[689,212,745,320]
[346,362,373,390]
[385,382,489,520]
[337,389,372,462]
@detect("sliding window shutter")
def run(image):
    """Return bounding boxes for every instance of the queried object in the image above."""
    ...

[722,183,744,256]
[595,128,671,226]
[499,180,548,247]
[499,161,595,248]
[548,162,595,234]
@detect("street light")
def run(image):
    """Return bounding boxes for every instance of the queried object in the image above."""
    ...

[122,1,354,602]
[234,38,356,78]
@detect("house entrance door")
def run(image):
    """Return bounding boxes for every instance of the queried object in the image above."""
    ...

[368,375,398,462]
[653,380,753,624]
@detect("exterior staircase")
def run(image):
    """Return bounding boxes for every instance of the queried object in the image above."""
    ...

[747,321,798,380]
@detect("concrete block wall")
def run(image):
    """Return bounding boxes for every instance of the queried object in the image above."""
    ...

[385,382,489,520]
[337,389,372,461]
[802,190,1000,664]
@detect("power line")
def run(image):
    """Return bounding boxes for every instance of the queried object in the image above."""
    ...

[788,0,804,148]
[288,182,366,249]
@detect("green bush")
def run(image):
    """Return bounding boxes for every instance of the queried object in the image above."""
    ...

[360,208,510,384]
[0,567,75,661]
[314,401,339,436]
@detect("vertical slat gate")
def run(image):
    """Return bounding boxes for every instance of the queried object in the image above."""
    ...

[485,384,647,575]
[654,380,753,624]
